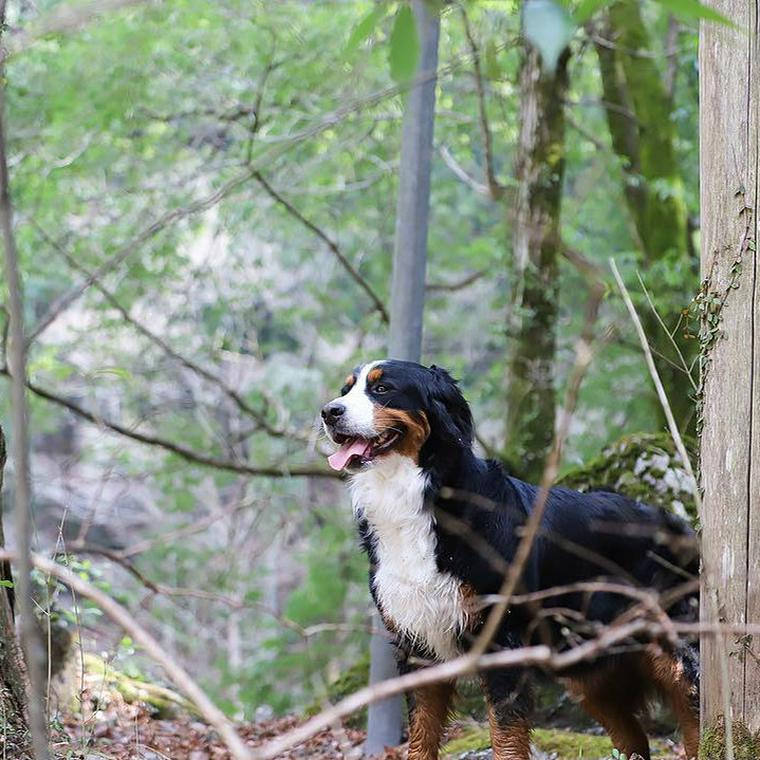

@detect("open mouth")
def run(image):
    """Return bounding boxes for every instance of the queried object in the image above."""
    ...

[327,428,404,472]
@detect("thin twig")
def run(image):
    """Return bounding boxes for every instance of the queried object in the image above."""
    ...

[0,551,253,760]
[459,4,504,200]
[26,166,258,345]
[0,7,49,754]
[468,282,606,658]
[610,259,701,514]
[34,222,311,443]
[252,171,388,323]
[0,367,337,479]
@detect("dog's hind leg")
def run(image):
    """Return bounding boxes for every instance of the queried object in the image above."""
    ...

[567,664,651,760]
[643,649,700,760]
[481,669,533,760]
[407,681,455,760]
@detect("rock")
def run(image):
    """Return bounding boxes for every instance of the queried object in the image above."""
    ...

[560,432,698,526]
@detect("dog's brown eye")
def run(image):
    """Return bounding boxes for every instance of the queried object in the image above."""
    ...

[374,384,389,394]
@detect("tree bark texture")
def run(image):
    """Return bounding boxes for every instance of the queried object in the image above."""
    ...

[699,0,760,733]
[0,428,31,756]
[504,45,569,483]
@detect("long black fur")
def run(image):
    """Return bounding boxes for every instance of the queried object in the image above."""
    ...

[348,361,699,721]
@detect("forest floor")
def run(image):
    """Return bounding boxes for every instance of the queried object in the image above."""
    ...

[53,679,689,760]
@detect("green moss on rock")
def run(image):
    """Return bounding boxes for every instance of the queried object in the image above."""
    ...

[560,432,698,527]
[304,654,370,728]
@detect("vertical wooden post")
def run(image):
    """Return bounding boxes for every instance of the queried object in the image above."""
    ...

[699,0,760,734]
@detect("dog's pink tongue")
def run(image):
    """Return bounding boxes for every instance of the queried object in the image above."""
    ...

[328,438,371,471]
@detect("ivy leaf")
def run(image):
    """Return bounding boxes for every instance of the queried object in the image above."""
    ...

[523,0,574,72]
[654,0,733,26]
[389,4,420,84]
[345,4,386,55]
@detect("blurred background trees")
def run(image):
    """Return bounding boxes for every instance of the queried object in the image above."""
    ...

[0,0,704,730]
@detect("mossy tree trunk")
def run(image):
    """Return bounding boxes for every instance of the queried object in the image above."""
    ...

[0,428,31,755]
[593,1,696,431]
[699,0,760,747]
[504,45,569,482]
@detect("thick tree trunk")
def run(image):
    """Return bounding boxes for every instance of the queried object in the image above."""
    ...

[504,45,569,482]
[364,1,440,754]
[593,1,695,431]
[0,428,32,756]
[699,0,760,745]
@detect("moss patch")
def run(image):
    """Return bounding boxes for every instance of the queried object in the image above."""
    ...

[304,654,370,729]
[700,716,760,760]
[442,724,675,758]
[560,432,698,526]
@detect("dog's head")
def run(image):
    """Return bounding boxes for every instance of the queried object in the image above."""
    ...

[321,360,473,473]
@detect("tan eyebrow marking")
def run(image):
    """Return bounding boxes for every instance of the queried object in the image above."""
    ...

[344,374,356,388]
[367,367,384,384]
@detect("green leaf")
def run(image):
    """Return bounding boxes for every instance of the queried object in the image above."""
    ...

[523,0,574,72]
[389,4,420,84]
[0,580,14,589]
[654,0,733,25]
[345,4,386,55]
[574,0,613,23]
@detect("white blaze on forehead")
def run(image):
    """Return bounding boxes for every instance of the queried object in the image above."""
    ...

[330,360,382,437]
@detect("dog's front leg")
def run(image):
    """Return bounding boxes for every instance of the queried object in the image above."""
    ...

[481,668,533,760]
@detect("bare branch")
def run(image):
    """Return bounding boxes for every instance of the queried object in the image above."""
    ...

[252,171,389,323]
[426,269,486,292]
[459,4,505,200]
[34,222,313,444]
[27,166,258,345]
[609,259,701,514]
[0,367,338,479]
[469,281,606,657]
[0,10,49,753]
[253,617,653,760]
[438,144,491,196]
[0,551,254,760]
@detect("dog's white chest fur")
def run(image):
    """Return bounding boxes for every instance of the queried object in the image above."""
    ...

[349,454,467,661]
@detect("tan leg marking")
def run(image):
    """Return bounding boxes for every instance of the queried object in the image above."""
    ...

[407,681,455,760]
[644,651,699,760]
[486,703,532,760]
[566,667,651,760]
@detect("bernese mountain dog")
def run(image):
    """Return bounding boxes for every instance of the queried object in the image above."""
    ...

[321,360,700,760]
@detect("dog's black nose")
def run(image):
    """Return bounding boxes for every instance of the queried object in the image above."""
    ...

[321,402,346,422]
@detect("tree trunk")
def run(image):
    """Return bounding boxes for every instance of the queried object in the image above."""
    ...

[364,1,440,754]
[0,428,32,756]
[699,0,760,744]
[593,1,696,431]
[504,45,569,482]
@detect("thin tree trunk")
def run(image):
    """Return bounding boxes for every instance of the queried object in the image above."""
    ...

[0,428,31,756]
[0,3,49,753]
[593,1,695,430]
[699,0,760,741]
[364,1,439,755]
[504,45,569,482]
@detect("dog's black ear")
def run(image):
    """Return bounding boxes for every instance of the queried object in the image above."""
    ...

[425,365,473,447]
